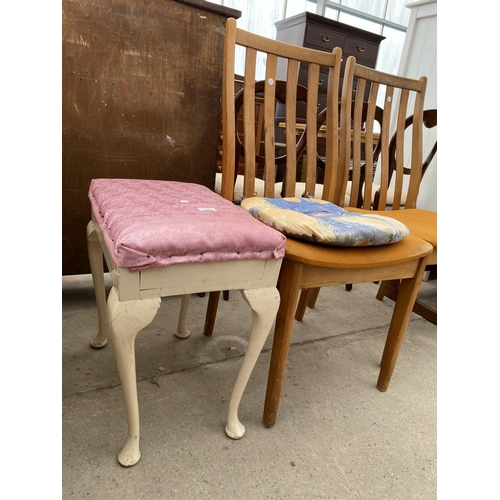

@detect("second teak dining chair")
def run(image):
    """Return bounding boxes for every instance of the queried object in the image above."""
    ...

[209,18,433,428]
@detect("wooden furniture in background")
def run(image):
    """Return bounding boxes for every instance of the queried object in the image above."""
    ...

[274,12,385,124]
[62,0,240,275]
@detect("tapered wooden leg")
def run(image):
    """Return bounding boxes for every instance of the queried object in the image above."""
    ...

[87,221,108,348]
[308,287,321,307]
[377,257,428,392]
[225,287,280,439]
[203,291,220,336]
[175,294,191,339]
[107,287,161,466]
[376,278,436,324]
[263,259,303,427]
[376,279,399,301]
[295,288,312,321]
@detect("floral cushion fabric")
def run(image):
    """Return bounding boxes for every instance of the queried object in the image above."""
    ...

[241,197,409,247]
[89,179,286,272]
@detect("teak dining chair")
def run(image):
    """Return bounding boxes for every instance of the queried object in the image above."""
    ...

[299,112,436,317]
[86,169,286,461]
[333,66,437,322]
[208,80,330,330]
[297,57,432,319]
[215,19,432,428]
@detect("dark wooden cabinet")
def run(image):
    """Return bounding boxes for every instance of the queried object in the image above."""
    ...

[62,0,240,275]
[274,12,385,118]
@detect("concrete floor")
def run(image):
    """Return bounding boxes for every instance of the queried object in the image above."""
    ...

[62,274,437,499]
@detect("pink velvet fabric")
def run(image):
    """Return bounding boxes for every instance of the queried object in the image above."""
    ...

[89,178,286,272]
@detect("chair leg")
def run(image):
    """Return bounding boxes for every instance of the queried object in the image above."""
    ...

[175,294,191,339]
[376,279,399,301]
[411,299,437,325]
[307,287,321,308]
[107,287,161,467]
[225,287,280,439]
[87,221,108,348]
[296,286,321,321]
[295,288,312,321]
[203,291,220,336]
[263,259,303,427]
[377,258,428,392]
[377,279,437,325]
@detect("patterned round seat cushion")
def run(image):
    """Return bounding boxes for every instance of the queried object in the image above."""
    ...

[241,197,410,247]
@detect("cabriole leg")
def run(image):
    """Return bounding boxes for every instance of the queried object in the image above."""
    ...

[107,287,161,466]
[225,287,280,439]
[87,221,108,348]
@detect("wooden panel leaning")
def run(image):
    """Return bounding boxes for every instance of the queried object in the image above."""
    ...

[208,19,434,429]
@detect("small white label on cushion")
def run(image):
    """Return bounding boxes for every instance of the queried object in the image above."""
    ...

[197,208,217,211]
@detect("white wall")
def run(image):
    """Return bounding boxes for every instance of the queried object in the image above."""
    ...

[398,0,437,211]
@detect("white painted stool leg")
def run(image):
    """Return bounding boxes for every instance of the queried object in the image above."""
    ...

[107,287,161,467]
[86,221,108,348]
[225,287,280,440]
[175,294,191,339]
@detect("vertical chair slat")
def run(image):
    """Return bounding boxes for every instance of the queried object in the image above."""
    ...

[392,89,409,210]
[322,50,341,203]
[305,63,320,196]
[349,78,366,208]
[361,82,379,210]
[221,19,237,202]
[337,56,355,206]
[284,60,299,198]
[377,84,394,210]
[243,48,257,199]
[405,79,426,208]
[264,53,278,198]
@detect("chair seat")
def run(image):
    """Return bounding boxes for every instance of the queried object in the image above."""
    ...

[89,178,286,272]
[347,207,437,248]
[215,173,268,203]
[346,182,408,207]
[283,234,432,269]
[215,174,346,204]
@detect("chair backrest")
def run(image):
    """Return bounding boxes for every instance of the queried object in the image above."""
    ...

[221,18,343,203]
[338,55,427,210]
[316,101,384,206]
[233,80,323,189]
[372,109,437,210]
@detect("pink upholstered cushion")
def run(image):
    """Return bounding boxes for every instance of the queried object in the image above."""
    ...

[89,178,286,272]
